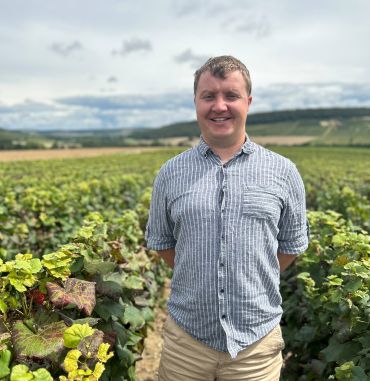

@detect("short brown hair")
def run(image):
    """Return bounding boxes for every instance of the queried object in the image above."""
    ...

[194,55,252,96]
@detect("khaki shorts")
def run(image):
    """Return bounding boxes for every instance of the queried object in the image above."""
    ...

[158,316,284,381]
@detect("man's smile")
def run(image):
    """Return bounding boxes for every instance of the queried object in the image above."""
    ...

[209,117,232,122]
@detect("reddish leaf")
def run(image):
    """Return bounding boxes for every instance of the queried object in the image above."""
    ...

[12,320,66,364]
[46,278,96,316]
[28,289,46,305]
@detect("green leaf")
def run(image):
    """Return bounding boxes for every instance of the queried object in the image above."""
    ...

[32,368,53,381]
[10,364,34,381]
[97,343,114,363]
[126,331,142,346]
[83,257,116,276]
[141,307,155,323]
[333,361,367,381]
[326,275,343,286]
[122,275,144,290]
[63,323,95,348]
[0,349,11,379]
[352,366,368,381]
[29,258,42,274]
[122,306,145,329]
[321,338,361,363]
[344,278,363,292]
[10,364,53,381]
[94,300,125,322]
[69,257,84,273]
[41,247,79,280]
[332,234,347,247]
[63,349,81,372]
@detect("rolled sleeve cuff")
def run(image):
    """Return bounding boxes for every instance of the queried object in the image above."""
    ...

[278,234,309,255]
[145,236,176,251]
[278,221,310,255]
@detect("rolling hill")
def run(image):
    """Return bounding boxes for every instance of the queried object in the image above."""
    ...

[129,107,370,146]
[1,107,369,149]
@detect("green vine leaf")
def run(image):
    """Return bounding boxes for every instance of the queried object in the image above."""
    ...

[10,364,53,381]
[41,245,80,280]
[2,254,42,292]
[122,305,145,329]
[0,349,11,379]
[63,323,95,349]
[10,364,34,381]
[97,343,114,363]
[63,349,82,372]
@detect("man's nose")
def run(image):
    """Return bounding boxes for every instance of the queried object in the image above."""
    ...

[212,96,228,112]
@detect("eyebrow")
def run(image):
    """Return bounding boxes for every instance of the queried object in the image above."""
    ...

[198,89,241,97]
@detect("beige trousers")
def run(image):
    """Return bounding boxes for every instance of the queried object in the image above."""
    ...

[158,316,284,381]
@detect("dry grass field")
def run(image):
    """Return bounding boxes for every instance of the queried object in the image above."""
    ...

[0,147,163,162]
[252,135,316,145]
[0,136,316,163]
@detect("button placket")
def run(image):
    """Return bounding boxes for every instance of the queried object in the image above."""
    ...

[219,164,227,322]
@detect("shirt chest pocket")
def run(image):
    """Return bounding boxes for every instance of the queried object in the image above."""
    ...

[243,185,283,221]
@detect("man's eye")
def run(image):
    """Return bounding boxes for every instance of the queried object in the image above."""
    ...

[227,94,238,100]
[203,95,213,100]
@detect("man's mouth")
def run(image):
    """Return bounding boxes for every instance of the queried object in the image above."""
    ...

[210,117,231,122]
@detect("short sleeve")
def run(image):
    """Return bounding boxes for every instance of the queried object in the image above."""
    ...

[277,164,310,255]
[145,167,177,250]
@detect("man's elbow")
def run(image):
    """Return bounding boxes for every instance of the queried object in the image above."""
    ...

[277,253,298,273]
[157,248,176,269]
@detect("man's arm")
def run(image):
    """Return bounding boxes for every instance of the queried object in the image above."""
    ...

[277,253,298,273]
[157,248,176,269]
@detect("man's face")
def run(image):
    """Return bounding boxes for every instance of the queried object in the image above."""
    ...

[194,70,252,147]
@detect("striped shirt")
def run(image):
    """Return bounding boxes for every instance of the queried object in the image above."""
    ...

[145,136,309,358]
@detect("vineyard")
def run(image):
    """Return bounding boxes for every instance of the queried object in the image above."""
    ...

[0,146,369,380]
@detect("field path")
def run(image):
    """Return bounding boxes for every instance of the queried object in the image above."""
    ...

[136,282,170,381]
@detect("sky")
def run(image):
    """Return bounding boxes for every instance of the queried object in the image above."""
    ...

[0,0,369,131]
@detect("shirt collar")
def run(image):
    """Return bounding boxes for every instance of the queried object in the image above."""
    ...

[197,134,255,157]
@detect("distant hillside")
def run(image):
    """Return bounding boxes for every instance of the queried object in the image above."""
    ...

[0,127,54,149]
[0,127,136,150]
[129,107,370,146]
[1,107,369,149]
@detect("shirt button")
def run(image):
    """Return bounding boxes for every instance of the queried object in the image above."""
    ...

[220,263,224,267]
[220,289,224,293]
[221,314,226,319]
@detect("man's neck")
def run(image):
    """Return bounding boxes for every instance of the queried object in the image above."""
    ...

[204,136,246,164]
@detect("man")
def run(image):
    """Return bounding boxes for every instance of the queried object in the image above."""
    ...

[145,56,309,381]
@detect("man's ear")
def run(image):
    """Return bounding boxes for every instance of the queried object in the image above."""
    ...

[248,96,253,106]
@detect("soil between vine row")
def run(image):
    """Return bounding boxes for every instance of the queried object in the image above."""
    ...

[136,282,170,381]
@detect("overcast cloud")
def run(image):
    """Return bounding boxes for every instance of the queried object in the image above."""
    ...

[49,41,83,57]
[112,37,152,57]
[0,0,369,130]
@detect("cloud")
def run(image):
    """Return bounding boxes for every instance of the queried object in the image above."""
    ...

[174,49,209,69]
[251,83,370,113]
[112,38,152,57]
[107,76,118,83]
[235,18,271,37]
[49,40,83,57]
[172,0,202,17]
[55,93,194,112]
[221,14,271,38]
